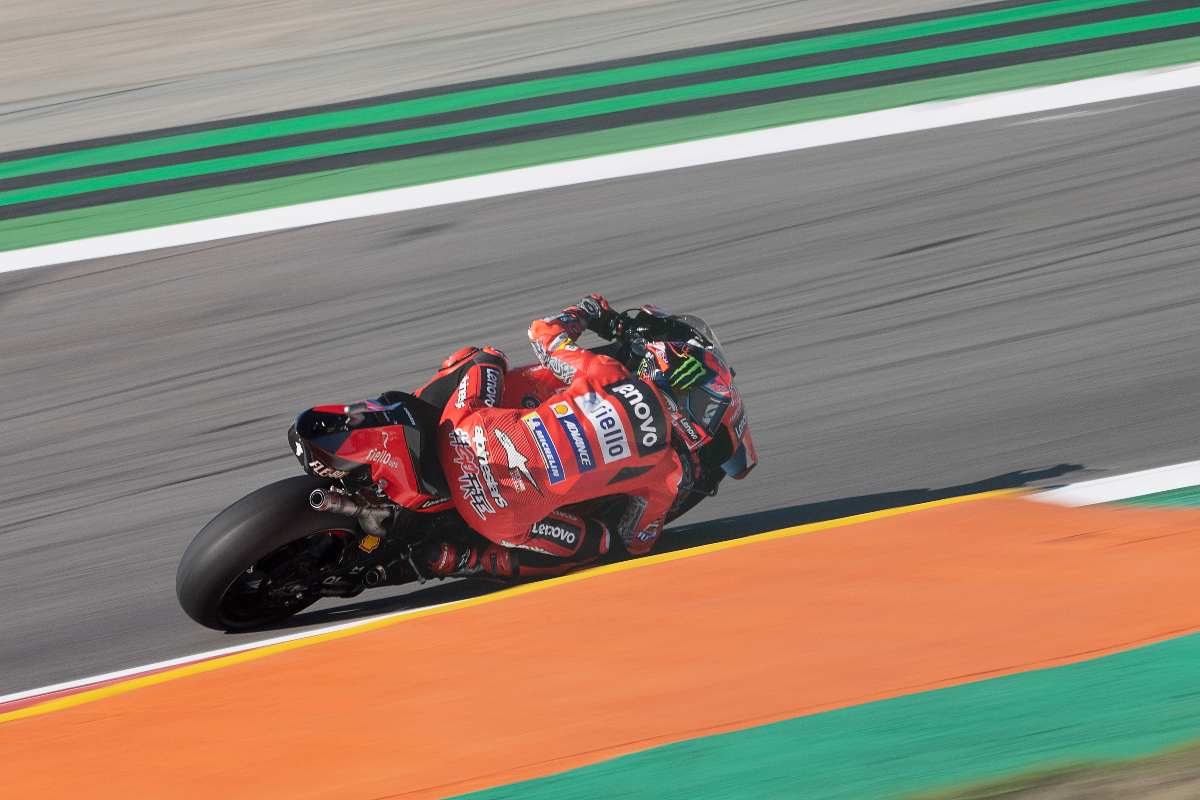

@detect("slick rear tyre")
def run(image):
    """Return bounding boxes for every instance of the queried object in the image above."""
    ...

[176,476,351,632]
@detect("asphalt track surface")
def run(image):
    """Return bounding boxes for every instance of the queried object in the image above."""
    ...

[1,0,973,151]
[3,86,1200,696]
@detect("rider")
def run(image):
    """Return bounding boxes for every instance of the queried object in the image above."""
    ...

[415,294,755,580]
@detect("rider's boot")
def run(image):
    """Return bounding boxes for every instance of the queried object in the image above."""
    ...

[422,515,612,581]
[423,539,518,580]
[508,513,614,578]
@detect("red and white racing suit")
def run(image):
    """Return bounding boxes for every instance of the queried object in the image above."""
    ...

[419,309,687,577]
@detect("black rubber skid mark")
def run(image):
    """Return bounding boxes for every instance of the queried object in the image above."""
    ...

[1,0,1191,192]
[0,0,1109,164]
[2,22,1198,221]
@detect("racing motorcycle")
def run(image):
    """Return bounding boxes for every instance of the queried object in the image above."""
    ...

[176,309,742,631]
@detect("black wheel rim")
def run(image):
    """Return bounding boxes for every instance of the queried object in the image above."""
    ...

[216,529,350,628]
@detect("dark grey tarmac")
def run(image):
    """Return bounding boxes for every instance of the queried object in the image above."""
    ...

[2,89,1199,695]
[0,0,973,151]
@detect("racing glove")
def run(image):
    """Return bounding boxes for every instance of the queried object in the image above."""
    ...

[570,293,620,340]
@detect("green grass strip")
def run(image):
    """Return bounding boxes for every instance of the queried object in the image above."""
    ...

[1117,484,1200,507]
[3,7,1197,208]
[450,632,1200,800]
[0,0,1153,179]
[2,37,1196,252]
[913,740,1200,799]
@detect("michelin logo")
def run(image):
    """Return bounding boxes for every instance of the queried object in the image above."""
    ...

[522,413,565,485]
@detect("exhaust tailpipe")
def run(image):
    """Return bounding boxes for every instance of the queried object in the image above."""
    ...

[309,489,392,536]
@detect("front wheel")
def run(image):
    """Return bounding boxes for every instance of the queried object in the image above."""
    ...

[176,476,355,631]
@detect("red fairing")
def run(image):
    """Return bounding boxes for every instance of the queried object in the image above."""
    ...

[433,311,685,555]
[328,428,414,508]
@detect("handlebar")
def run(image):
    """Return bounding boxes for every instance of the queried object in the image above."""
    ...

[611,308,711,349]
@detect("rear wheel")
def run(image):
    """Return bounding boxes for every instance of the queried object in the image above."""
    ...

[176,476,355,631]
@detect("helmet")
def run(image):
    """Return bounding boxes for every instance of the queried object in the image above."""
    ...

[636,332,756,480]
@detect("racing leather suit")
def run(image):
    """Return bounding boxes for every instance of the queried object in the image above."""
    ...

[418,307,688,578]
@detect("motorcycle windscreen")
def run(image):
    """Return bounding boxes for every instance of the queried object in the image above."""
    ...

[722,425,757,479]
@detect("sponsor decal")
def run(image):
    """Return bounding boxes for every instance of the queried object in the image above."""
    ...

[521,394,539,409]
[472,425,508,510]
[448,428,494,520]
[636,520,662,543]
[617,495,649,545]
[307,460,347,479]
[454,374,470,409]
[454,366,501,409]
[494,429,540,494]
[358,534,381,554]
[533,339,577,383]
[530,518,581,548]
[660,389,679,414]
[522,413,565,485]
[701,394,725,428]
[547,356,576,383]
[550,400,595,473]
[669,354,707,390]
[734,410,748,439]
[605,379,668,457]
[480,365,501,408]
[418,496,451,509]
[365,448,401,469]
[674,414,703,446]
[576,391,631,463]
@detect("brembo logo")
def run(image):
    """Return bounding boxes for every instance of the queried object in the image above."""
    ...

[605,380,667,457]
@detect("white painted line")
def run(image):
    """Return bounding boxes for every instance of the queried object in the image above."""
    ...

[0,598,459,706]
[1033,459,1200,506]
[3,61,1200,274]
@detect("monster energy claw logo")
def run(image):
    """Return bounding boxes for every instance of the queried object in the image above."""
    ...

[670,355,707,390]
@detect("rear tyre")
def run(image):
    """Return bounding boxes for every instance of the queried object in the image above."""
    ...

[176,476,354,631]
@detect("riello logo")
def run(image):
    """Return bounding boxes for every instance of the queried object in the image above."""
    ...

[365,448,400,468]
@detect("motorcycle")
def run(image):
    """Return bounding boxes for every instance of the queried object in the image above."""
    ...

[176,309,738,631]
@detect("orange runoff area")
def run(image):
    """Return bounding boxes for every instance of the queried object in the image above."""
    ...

[1,495,1198,799]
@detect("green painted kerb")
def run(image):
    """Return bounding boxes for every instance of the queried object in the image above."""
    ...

[452,632,1200,800]
[0,0,1152,181]
[1118,484,1200,507]
[2,38,1196,253]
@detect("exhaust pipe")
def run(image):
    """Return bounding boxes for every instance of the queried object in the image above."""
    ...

[309,489,392,536]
